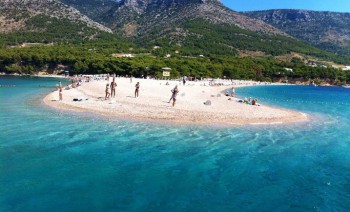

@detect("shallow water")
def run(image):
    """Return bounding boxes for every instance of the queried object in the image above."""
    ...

[1,76,350,211]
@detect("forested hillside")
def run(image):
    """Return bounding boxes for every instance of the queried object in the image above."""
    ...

[147,20,350,64]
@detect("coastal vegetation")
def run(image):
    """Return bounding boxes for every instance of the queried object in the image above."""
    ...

[1,42,350,84]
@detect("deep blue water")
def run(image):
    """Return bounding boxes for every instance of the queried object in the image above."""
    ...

[1,76,350,211]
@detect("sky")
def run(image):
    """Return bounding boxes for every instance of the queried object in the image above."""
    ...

[222,0,350,13]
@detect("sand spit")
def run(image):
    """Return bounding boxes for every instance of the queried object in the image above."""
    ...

[44,78,308,126]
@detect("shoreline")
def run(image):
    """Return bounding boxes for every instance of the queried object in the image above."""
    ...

[43,77,308,126]
[1,73,346,87]
[0,73,66,78]
[43,95,308,127]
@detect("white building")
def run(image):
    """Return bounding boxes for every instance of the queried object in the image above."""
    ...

[118,54,134,58]
[112,53,135,58]
[284,68,293,72]
[342,66,350,71]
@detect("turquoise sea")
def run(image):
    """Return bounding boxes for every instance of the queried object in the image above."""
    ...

[1,76,350,211]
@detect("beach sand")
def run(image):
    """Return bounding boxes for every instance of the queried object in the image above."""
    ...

[44,78,308,126]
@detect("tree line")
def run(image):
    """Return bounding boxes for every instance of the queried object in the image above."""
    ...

[1,44,349,84]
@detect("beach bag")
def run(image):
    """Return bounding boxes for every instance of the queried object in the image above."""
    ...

[204,100,211,106]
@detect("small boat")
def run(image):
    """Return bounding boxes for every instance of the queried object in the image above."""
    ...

[343,85,350,88]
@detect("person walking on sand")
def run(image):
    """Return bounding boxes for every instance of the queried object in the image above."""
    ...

[105,83,110,100]
[169,85,179,107]
[135,82,140,98]
[110,81,117,98]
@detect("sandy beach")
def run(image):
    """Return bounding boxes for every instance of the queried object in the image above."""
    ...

[43,77,308,125]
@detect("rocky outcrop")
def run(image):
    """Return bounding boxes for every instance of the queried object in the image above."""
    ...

[60,0,118,21]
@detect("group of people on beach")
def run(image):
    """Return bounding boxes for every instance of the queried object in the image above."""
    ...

[224,86,259,106]
[105,74,117,100]
[240,97,259,106]
[104,80,178,106]
[62,74,178,106]
[57,75,94,101]
[104,80,140,100]
[58,74,264,108]
[105,80,117,100]
[102,74,179,106]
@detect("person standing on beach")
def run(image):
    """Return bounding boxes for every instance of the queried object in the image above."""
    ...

[110,81,117,98]
[135,82,140,98]
[106,73,110,81]
[183,77,186,86]
[169,85,179,107]
[231,87,235,97]
[58,81,63,101]
[105,83,110,100]
[59,87,63,101]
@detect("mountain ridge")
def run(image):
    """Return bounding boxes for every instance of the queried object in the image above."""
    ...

[242,9,350,56]
[67,0,287,37]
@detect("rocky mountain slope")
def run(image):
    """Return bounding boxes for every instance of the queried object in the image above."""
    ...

[243,10,350,56]
[99,0,286,37]
[60,0,118,21]
[0,0,112,34]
